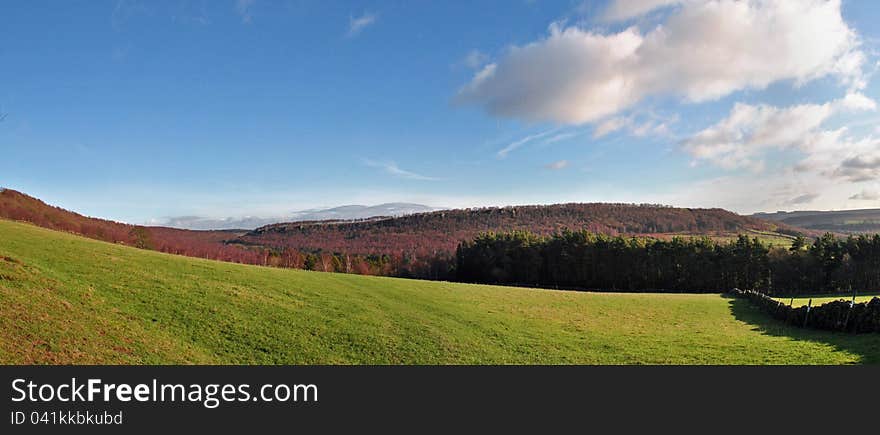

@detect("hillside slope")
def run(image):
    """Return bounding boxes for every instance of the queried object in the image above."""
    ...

[754,209,880,234]
[242,203,806,258]
[2,219,878,364]
[0,188,262,263]
[0,188,810,278]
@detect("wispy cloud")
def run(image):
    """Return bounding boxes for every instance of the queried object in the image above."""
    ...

[363,159,439,181]
[544,160,569,170]
[236,0,255,24]
[497,129,559,158]
[786,193,819,205]
[542,131,579,145]
[348,12,377,37]
[593,114,675,139]
[593,118,627,138]
[460,50,489,70]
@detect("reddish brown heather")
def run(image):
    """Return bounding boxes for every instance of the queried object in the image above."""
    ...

[0,188,811,278]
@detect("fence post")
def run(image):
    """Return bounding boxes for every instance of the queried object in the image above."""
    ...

[803,299,812,328]
[842,287,857,332]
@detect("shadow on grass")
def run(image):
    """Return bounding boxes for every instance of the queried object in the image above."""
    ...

[726,296,880,364]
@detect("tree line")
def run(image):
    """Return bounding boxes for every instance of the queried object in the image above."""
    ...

[455,231,880,295]
[11,187,880,294]
[4,188,816,282]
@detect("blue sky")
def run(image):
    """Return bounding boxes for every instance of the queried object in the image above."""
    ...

[2,0,880,225]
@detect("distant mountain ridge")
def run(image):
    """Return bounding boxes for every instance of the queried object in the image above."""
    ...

[161,203,437,230]
[752,208,880,234]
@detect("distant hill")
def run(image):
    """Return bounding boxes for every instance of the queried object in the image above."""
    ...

[160,203,436,230]
[752,209,880,234]
[241,203,808,261]
[0,188,810,278]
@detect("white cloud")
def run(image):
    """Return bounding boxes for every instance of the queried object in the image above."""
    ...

[348,12,377,37]
[544,160,569,170]
[683,94,876,171]
[792,127,880,183]
[457,0,865,125]
[458,24,642,124]
[652,170,847,214]
[785,128,880,184]
[684,102,834,171]
[236,0,255,24]
[840,91,878,111]
[363,159,439,181]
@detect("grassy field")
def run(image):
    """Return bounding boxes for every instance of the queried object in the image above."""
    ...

[772,294,880,307]
[1,219,879,364]
[716,230,797,248]
[656,230,796,248]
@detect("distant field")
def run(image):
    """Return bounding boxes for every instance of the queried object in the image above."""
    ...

[1,219,878,364]
[653,230,796,248]
[721,230,796,248]
[772,294,880,307]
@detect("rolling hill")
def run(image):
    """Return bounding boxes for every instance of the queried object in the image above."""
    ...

[2,218,878,364]
[0,188,809,279]
[239,202,808,259]
[753,209,880,234]
[0,188,267,260]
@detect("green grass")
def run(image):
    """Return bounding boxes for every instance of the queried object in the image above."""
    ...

[772,293,880,307]
[1,219,879,364]
[713,230,796,248]
[660,230,795,248]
